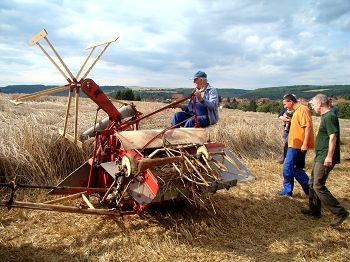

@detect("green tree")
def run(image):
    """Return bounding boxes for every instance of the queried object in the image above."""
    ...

[115,89,135,101]
[134,94,141,101]
[337,102,350,119]
[256,100,282,113]
[237,101,250,111]
[223,101,238,109]
[247,99,257,112]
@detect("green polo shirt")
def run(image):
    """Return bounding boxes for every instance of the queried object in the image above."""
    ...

[315,111,340,164]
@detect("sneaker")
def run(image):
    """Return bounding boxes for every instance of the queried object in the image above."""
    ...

[276,190,292,197]
[330,211,349,227]
[301,207,321,218]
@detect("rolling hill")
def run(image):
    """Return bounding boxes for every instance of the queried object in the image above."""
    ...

[1,84,349,100]
[239,85,350,99]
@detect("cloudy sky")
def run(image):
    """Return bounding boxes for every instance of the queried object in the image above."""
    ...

[1,0,350,89]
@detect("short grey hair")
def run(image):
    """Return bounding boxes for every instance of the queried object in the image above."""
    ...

[312,94,330,106]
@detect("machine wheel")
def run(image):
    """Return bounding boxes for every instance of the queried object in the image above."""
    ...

[121,154,137,177]
[197,145,211,160]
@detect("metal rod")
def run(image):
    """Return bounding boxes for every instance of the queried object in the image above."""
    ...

[123,94,194,128]
[87,134,100,192]
[74,88,79,142]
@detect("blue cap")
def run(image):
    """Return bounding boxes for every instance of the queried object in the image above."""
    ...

[192,70,207,79]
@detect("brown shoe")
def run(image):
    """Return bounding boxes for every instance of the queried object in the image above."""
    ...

[330,211,349,227]
[301,207,321,218]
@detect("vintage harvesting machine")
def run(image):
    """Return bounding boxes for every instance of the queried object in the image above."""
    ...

[0,29,254,216]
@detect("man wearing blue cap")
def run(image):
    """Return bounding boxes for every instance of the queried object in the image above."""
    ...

[171,70,219,128]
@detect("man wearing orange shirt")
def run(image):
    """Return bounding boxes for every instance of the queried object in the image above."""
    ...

[277,94,314,196]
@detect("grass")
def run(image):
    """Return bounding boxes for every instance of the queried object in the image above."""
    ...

[0,93,349,262]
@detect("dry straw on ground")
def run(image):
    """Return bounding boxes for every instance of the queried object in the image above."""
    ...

[0,93,349,262]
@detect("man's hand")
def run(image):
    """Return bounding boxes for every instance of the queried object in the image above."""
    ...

[194,89,204,102]
[301,144,308,152]
[282,113,292,122]
[324,156,333,167]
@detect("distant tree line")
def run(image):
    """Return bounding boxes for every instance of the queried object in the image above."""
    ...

[112,87,350,118]
[224,100,282,114]
[224,100,350,119]
[239,85,350,100]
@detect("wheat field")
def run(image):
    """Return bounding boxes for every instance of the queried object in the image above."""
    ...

[0,93,349,262]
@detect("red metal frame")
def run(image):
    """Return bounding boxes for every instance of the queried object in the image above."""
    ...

[76,81,204,214]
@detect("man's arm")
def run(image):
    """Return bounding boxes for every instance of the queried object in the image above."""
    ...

[200,88,218,110]
[301,125,312,151]
[324,133,337,166]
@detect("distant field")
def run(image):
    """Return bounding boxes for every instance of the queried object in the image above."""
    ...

[303,89,330,92]
[0,93,349,261]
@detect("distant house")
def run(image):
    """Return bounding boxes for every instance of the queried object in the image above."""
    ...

[234,98,247,103]
[334,98,346,103]
[256,98,271,102]
[220,97,230,103]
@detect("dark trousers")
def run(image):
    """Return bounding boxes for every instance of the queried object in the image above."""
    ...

[309,162,346,215]
[280,130,289,162]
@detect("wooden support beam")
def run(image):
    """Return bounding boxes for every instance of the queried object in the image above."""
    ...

[82,194,95,209]
[85,37,119,49]
[62,90,73,137]
[28,29,48,45]
[10,85,69,104]
[44,191,86,204]
[0,200,118,216]
[58,129,83,148]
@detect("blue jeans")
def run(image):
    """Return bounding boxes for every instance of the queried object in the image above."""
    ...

[281,147,309,195]
[171,111,209,128]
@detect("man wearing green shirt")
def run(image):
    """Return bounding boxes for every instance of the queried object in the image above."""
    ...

[301,94,348,227]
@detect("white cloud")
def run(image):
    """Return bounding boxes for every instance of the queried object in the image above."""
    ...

[0,0,349,89]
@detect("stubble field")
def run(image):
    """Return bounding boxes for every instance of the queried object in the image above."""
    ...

[0,93,349,262]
